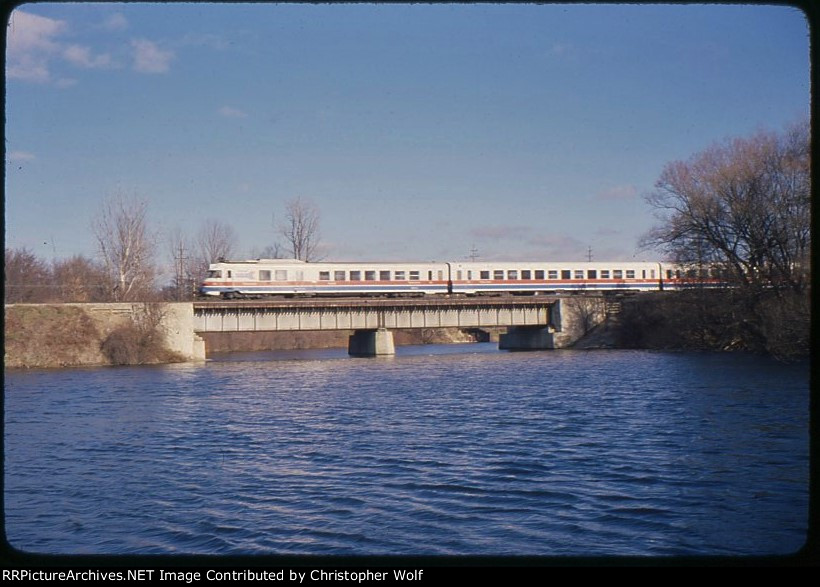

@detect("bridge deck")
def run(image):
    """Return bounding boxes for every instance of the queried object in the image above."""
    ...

[193,296,557,333]
[193,296,557,311]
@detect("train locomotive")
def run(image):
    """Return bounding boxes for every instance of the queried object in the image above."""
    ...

[198,258,702,299]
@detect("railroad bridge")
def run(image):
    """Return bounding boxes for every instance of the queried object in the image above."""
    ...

[192,296,594,356]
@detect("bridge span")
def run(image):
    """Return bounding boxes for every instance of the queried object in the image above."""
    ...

[192,296,590,356]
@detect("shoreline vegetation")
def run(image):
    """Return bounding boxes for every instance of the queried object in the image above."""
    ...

[4,304,185,370]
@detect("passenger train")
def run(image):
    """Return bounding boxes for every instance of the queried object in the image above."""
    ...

[199,258,718,299]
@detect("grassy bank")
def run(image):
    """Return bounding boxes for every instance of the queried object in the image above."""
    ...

[4,304,185,369]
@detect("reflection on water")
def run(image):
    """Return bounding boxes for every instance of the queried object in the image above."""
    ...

[4,345,809,556]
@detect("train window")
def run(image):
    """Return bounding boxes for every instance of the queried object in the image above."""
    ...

[275,270,287,281]
[259,270,272,281]
[561,270,571,279]
[467,271,473,280]
[666,270,673,279]
[428,271,433,280]
[536,270,546,280]
[395,271,406,280]
[334,271,346,281]
[350,271,361,281]
[521,270,531,280]
[409,271,420,281]
[601,270,610,279]
[613,270,623,279]
[508,270,518,280]
[588,270,597,279]
[574,270,584,279]
[480,271,490,280]
[650,269,655,278]
[319,271,330,281]
[437,270,443,281]
[227,270,232,278]
[365,271,376,281]
[206,270,222,279]
[456,270,462,280]
[494,270,504,280]
[642,270,646,279]
[626,270,635,279]
[380,270,391,281]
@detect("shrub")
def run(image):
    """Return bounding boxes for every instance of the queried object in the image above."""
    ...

[100,303,184,365]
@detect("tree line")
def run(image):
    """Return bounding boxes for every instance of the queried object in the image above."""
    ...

[5,196,323,303]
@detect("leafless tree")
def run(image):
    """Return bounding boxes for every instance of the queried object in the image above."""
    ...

[180,219,240,291]
[250,244,285,259]
[52,255,109,302]
[280,197,322,261]
[197,219,237,265]
[4,247,53,303]
[642,120,810,293]
[92,194,156,301]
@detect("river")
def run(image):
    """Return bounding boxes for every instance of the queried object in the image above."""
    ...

[4,344,809,556]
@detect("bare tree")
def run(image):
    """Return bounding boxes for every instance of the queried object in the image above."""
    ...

[250,244,285,259]
[642,120,810,293]
[186,219,239,291]
[280,197,322,261]
[52,255,109,302]
[4,247,53,303]
[197,219,237,265]
[92,194,156,301]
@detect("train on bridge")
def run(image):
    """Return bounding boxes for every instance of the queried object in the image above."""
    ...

[198,259,723,299]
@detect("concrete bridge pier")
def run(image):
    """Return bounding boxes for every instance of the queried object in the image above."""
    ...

[348,328,396,356]
[498,326,555,351]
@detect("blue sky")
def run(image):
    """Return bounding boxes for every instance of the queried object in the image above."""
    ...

[4,3,810,271]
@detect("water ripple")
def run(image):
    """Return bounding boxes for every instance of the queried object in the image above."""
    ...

[4,347,809,555]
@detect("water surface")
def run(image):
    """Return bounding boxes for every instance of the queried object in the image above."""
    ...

[4,345,809,555]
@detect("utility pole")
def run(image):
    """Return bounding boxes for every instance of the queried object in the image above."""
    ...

[468,245,479,262]
[174,240,188,301]
[587,246,593,262]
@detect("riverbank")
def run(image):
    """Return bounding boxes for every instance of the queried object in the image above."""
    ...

[4,304,187,369]
[614,289,810,360]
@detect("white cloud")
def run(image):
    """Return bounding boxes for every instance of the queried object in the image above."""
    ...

[63,44,113,69]
[7,9,117,84]
[594,226,622,237]
[468,225,532,241]
[218,106,248,119]
[7,10,65,53]
[55,77,78,88]
[102,13,128,32]
[131,39,174,73]
[6,10,66,82]
[596,184,638,201]
[525,234,587,259]
[6,56,51,83]
[7,151,36,162]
